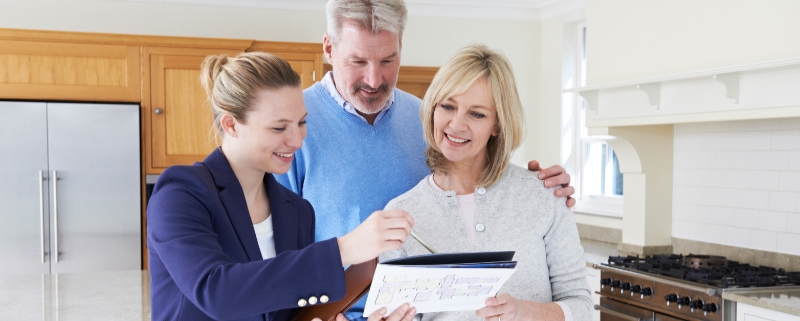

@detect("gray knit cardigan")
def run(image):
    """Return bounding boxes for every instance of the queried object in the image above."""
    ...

[380,164,592,321]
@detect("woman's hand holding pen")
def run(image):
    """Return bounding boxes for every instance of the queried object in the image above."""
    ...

[337,209,414,267]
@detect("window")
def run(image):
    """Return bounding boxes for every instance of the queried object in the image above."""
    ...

[563,23,623,217]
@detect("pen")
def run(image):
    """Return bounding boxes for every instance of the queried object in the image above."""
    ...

[410,230,438,254]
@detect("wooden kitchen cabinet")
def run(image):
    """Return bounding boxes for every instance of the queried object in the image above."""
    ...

[0,30,140,102]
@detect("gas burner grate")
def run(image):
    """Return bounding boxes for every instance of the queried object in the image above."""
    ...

[722,276,779,288]
[605,254,800,288]
[607,255,642,269]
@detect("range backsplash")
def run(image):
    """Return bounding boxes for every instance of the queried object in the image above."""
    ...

[672,117,800,256]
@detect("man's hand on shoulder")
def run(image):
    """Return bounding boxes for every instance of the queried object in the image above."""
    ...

[528,160,576,208]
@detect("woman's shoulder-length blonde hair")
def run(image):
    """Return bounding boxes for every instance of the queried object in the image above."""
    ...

[420,44,525,188]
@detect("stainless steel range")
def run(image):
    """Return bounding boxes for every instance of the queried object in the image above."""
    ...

[593,254,800,321]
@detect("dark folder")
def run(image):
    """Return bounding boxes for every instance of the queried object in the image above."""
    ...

[381,251,515,266]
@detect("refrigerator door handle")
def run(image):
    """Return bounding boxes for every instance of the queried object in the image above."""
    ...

[39,170,46,263]
[52,170,59,263]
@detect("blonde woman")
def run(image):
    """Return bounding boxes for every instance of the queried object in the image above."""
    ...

[381,44,592,321]
[147,51,416,321]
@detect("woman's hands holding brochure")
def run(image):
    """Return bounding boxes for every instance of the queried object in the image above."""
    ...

[477,293,565,321]
[312,304,416,321]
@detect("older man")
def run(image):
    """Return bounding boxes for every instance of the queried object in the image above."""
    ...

[276,0,575,320]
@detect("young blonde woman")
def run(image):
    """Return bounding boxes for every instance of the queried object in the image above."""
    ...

[381,45,592,321]
[147,52,417,321]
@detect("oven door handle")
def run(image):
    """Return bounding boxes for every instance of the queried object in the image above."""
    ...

[594,304,653,321]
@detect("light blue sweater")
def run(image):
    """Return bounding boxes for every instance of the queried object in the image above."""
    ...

[276,82,429,243]
[275,82,429,319]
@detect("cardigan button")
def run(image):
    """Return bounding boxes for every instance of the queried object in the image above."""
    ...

[298,298,308,307]
[308,296,318,305]
[476,187,486,195]
[476,223,485,232]
[320,295,329,303]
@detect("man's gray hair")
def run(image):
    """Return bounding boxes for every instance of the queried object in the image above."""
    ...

[326,0,408,44]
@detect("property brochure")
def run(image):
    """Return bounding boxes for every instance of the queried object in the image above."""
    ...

[362,251,517,316]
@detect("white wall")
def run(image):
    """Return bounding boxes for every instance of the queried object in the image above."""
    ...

[536,16,566,169]
[673,118,800,256]
[0,0,544,164]
[586,0,800,85]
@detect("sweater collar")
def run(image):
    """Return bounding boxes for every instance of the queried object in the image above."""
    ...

[420,171,513,205]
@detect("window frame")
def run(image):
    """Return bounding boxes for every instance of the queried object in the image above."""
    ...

[566,22,624,218]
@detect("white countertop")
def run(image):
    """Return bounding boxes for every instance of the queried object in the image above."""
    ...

[0,270,150,321]
[581,239,619,267]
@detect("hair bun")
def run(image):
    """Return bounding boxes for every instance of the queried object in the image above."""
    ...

[200,54,230,97]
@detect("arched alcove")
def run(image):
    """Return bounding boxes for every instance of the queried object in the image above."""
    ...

[588,125,674,255]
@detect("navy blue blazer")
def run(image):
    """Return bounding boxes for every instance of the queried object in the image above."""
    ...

[147,148,346,321]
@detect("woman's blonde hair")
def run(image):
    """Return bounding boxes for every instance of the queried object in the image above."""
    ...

[420,44,525,188]
[200,51,301,139]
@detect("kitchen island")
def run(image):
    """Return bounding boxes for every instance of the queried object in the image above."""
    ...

[0,240,620,321]
[0,270,150,321]
[723,286,800,318]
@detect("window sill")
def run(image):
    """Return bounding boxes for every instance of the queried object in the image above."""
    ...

[573,198,622,218]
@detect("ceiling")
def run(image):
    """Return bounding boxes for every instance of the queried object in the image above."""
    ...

[105,0,586,20]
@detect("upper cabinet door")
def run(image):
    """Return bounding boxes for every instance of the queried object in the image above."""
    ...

[144,47,244,172]
[271,52,324,89]
[0,39,140,102]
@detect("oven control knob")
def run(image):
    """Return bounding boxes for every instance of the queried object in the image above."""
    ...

[690,299,704,312]
[611,280,621,290]
[600,278,612,289]
[641,287,653,299]
[620,282,631,293]
[677,296,691,308]
[630,284,642,296]
[664,293,678,306]
[702,302,718,315]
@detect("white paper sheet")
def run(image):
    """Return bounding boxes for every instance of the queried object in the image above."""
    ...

[362,264,516,316]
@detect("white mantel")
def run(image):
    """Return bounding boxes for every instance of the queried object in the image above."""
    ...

[567,57,800,128]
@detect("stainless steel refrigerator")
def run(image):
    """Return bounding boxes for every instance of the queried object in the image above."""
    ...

[0,101,141,285]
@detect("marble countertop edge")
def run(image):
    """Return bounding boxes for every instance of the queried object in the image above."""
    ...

[722,287,800,317]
